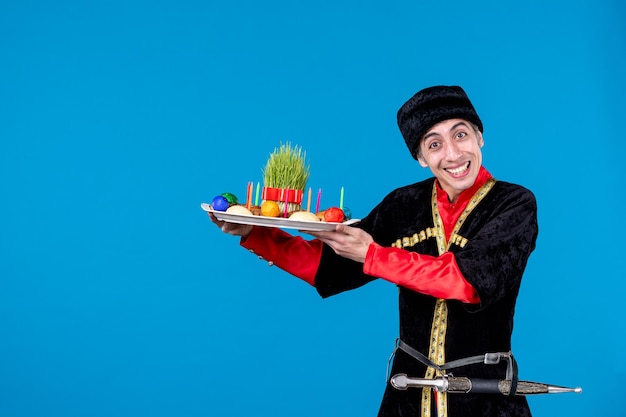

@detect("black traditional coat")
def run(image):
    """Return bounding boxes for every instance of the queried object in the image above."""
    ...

[314,175,538,417]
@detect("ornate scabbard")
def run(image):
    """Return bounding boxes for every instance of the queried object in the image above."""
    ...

[390,373,582,396]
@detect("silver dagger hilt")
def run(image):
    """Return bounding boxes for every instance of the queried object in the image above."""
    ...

[390,373,448,392]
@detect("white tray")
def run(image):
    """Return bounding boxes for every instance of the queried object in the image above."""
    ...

[201,203,359,231]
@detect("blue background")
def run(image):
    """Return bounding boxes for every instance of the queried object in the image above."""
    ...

[1,1,624,416]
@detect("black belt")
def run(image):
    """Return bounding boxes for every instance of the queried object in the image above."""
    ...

[388,338,519,395]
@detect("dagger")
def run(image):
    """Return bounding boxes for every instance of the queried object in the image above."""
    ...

[390,373,582,396]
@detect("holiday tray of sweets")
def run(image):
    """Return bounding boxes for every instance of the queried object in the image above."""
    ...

[201,142,359,231]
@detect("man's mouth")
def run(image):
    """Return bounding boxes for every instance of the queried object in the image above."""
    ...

[445,162,470,176]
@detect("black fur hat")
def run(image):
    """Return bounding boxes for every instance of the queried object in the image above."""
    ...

[397,86,483,160]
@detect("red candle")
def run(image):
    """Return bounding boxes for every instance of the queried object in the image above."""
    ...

[246,181,252,209]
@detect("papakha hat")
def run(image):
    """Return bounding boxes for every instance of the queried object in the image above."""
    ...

[397,86,483,160]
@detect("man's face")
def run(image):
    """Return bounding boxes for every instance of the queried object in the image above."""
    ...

[417,118,484,203]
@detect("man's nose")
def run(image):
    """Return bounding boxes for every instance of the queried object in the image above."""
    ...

[445,141,462,159]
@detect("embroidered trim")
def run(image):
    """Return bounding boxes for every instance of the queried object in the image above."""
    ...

[449,179,496,239]
[422,299,448,417]
[449,233,468,249]
[391,229,469,249]
[391,227,437,248]
[420,178,496,417]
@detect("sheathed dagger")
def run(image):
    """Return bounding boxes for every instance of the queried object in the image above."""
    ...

[390,373,582,395]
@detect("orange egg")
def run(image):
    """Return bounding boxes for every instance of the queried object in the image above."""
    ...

[261,200,280,217]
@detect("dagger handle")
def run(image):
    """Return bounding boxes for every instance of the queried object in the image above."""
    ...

[448,377,564,395]
[447,377,502,394]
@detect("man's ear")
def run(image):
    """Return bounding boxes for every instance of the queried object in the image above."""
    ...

[417,154,428,168]
[477,132,484,148]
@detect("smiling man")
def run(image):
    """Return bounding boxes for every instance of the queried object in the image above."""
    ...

[210,86,538,417]
[417,118,484,202]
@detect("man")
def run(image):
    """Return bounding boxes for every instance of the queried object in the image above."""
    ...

[210,86,538,416]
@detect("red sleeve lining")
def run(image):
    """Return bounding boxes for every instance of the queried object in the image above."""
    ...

[363,243,480,304]
[240,227,323,286]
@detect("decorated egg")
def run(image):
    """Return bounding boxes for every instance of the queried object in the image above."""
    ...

[260,200,280,217]
[211,195,230,211]
[221,192,239,205]
[226,205,253,215]
[323,207,345,223]
[289,211,320,222]
[342,206,352,220]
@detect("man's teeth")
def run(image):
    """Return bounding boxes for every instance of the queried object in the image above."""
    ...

[446,163,469,175]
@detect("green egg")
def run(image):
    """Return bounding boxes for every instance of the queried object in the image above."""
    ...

[221,192,239,205]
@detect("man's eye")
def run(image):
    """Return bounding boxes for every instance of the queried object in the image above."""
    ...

[428,142,440,150]
[456,132,467,139]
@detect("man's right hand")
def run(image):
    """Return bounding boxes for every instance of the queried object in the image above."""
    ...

[208,212,253,237]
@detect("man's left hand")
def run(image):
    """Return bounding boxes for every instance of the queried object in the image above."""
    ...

[304,225,374,263]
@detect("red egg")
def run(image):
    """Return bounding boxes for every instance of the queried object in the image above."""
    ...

[323,207,345,223]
